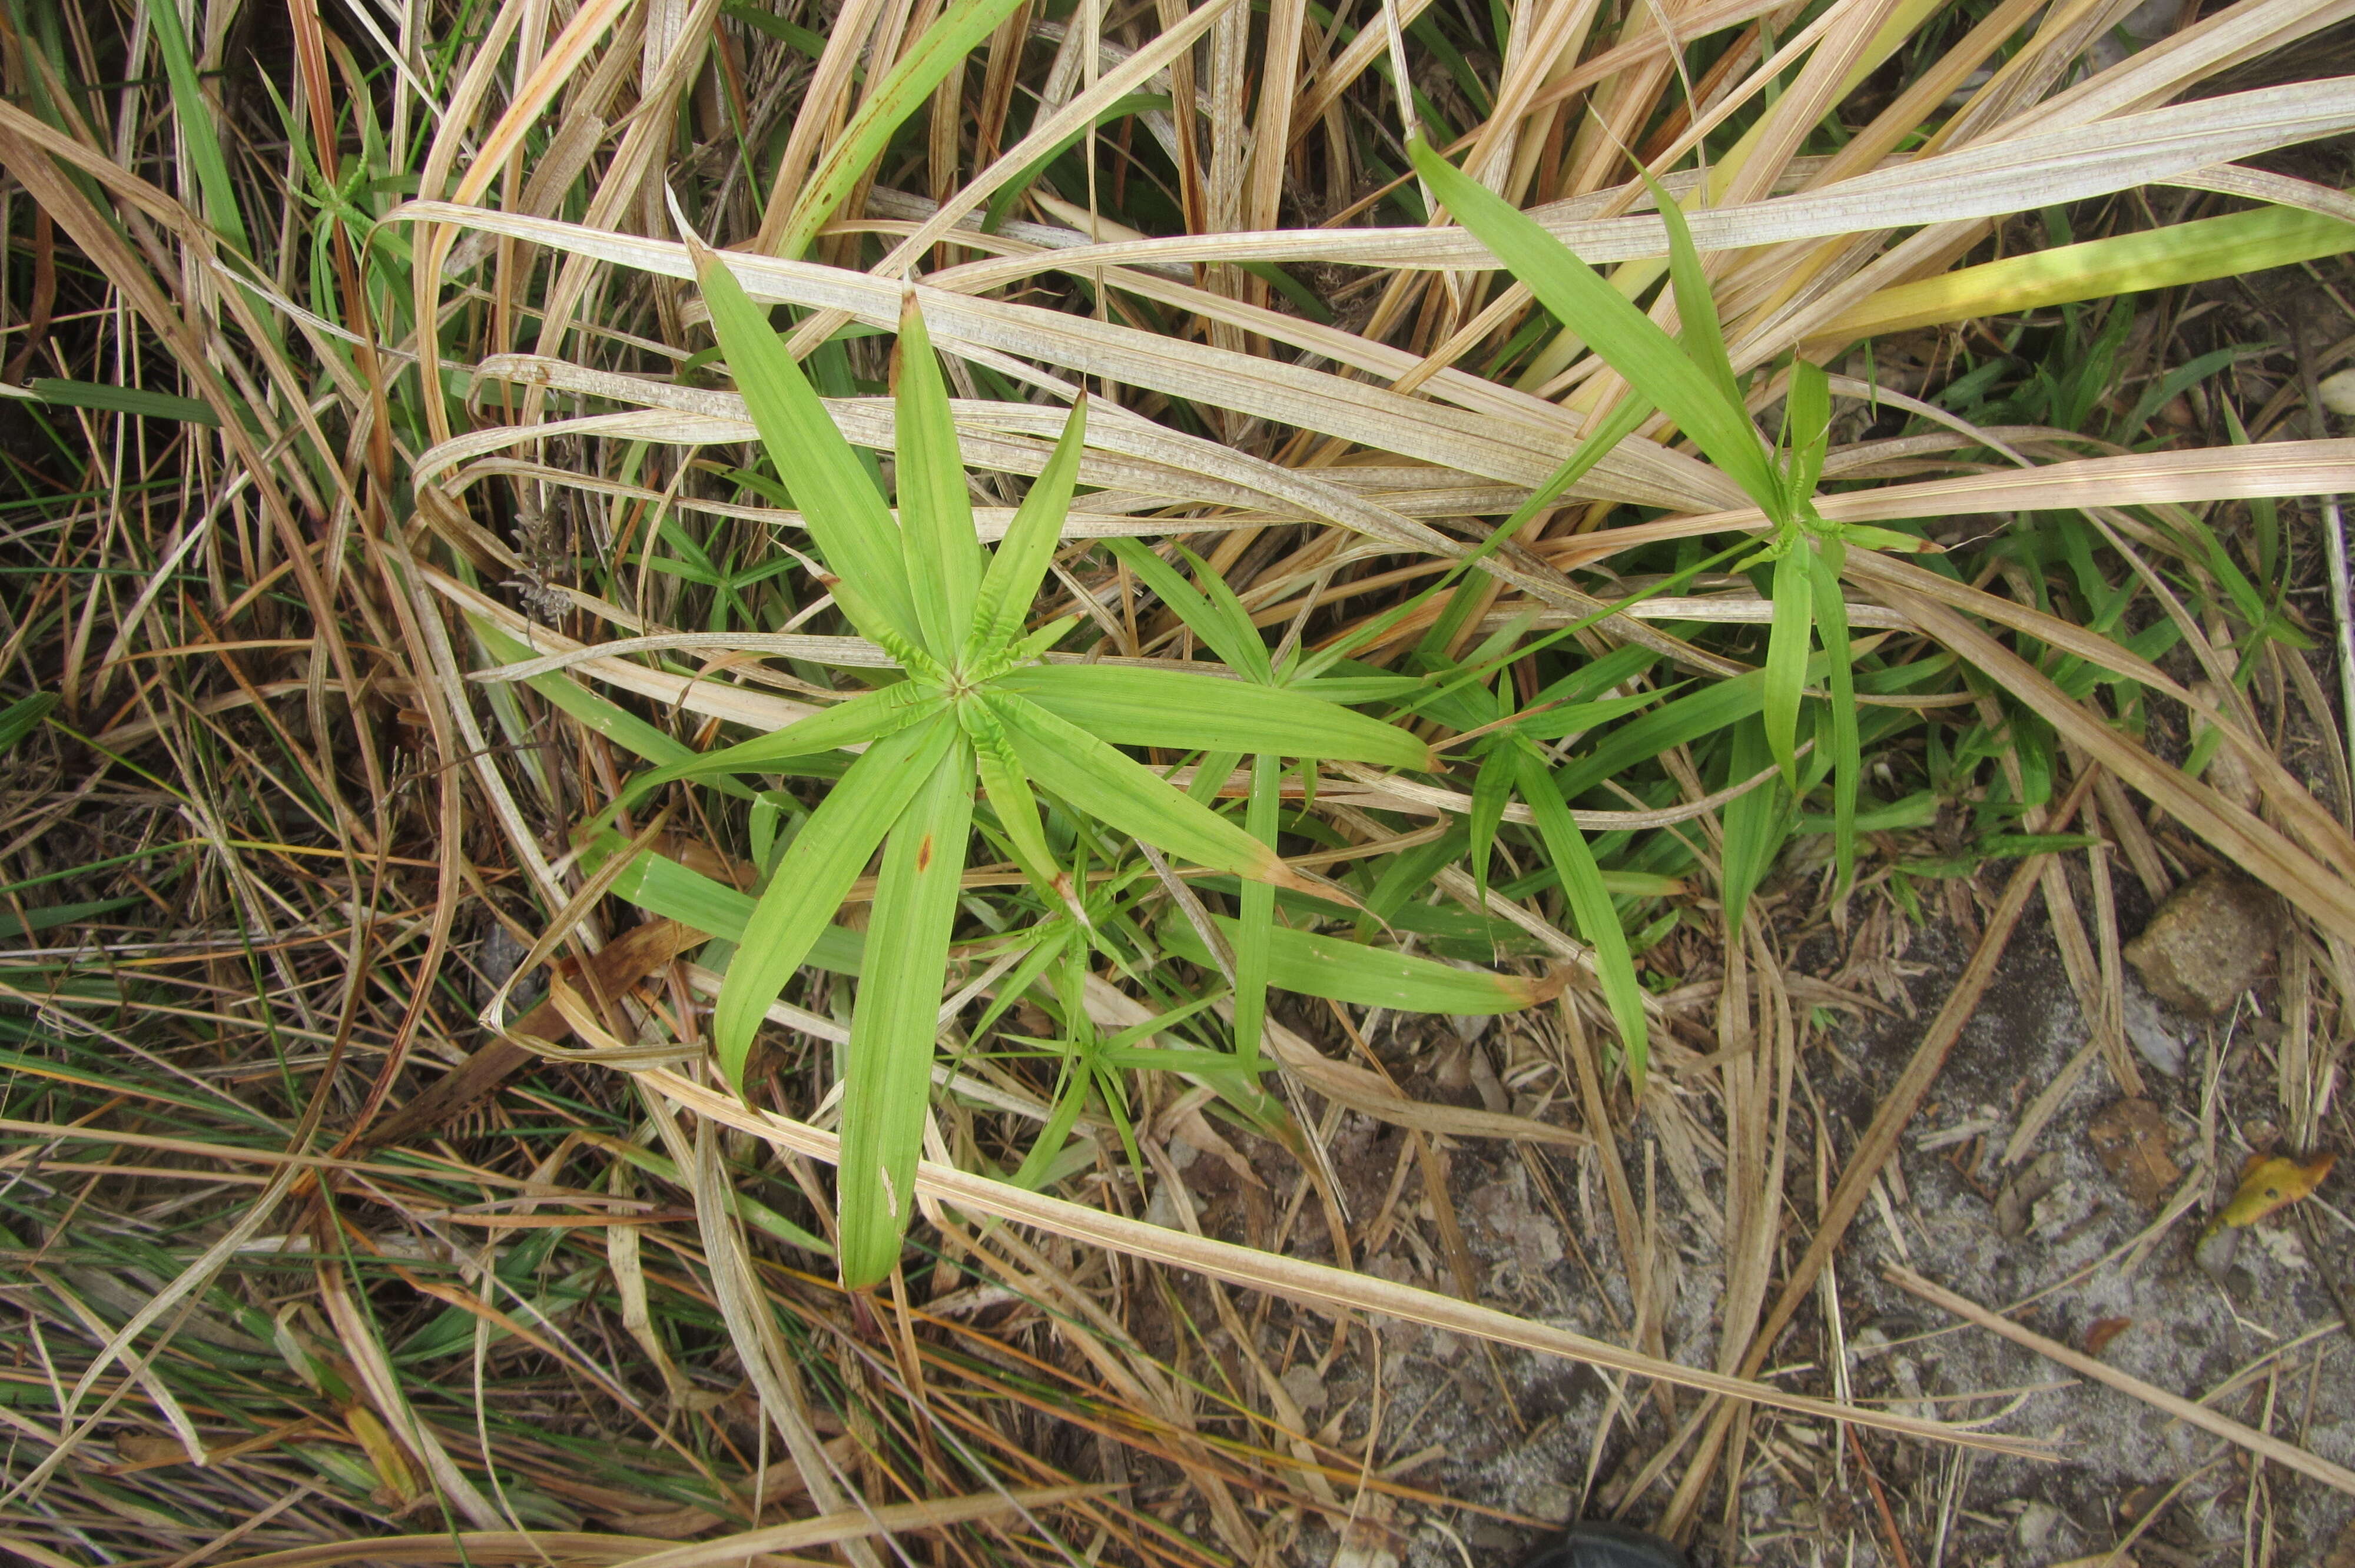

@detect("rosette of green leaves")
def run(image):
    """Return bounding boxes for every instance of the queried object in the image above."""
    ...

[639,240,1432,1288]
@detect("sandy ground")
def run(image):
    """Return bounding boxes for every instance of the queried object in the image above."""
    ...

[1153,897,2353,1567]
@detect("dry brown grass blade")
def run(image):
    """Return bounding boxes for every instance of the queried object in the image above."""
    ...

[1889,1267,2355,1497]
[642,1067,2051,1459]
[201,1487,1100,1568]
[1649,773,2095,1533]
[913,78,2355,282]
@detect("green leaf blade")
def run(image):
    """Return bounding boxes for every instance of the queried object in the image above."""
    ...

[967,397,1087,661]
[995,664,1432,770]
[989,694,1299,887]
[1512,743,1650,1090]
[837,735,977,1290]
[620,684,946,809]
[1161,913,1556,1015]
[1810,542,1860,895]
[1408,138,1780,503]
[1763,544,1814,783]
[894,299,983,656]
[686,238,923,646]
[712,717,957,1087]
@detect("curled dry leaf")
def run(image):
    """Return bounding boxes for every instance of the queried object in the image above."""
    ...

[2083,1316,2134,1357]
[2200,1149,2337,1242]
[2087,1097,2181,1209]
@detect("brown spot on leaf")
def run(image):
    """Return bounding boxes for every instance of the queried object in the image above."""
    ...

[916,835,933,872]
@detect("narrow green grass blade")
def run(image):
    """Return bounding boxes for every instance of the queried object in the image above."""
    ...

[893,298,982,657]
[996,665,1432,769]
[28,379,217,427]
[0,693,58,754]
[1505,686,1674,741]
[141,1,248,253]
[1408,138,1779,503]
[989,694,1295,885]
[837,735,976,1289]
[1188,748,1244,806]
[1512,742,1650,1088]
[471,619,701,774]
[714,717,957,1087]
[1810,541,1859,895]
[777,0,1034,258]
[1641,172,1740,416]
[1717,716,1784,942]
[1160,913,1553,1014]
[967,397,1087,661]
[1784,357,1832,507]
[1822,206,2355,340]
[1231,755,1281,1067]
[1470,745,1514,908]
[1763,544,1814,783]
[587,1134,835,1256]
[1306,388,1652,679]
[1007,1060,1093,1190]
[686,235,921,646]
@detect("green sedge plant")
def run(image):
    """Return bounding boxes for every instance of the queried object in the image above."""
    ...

[1408,138,1933,932]
[626,235,1444,1289]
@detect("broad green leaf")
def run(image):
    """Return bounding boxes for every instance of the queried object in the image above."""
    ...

[775,0,1034,258]
[966,397,1087,661]
[471,619,701,776]
[1784,358,1832,507]
[1105,539,1271,681]
[591,841,865,973]
[837,734,977,1289]
[713,717,957,1087]
[894,298,983,656]
[686,237,921,646]
[1408,137,1779,503]
[1811,540,1859,894]
[989,694,1296,886]
[1512,742,1650,1088]
[996,664,1432,770]
[613,683,945,815]
[1160,913,1556,1015]
[1643,171,1740,417]
[1763,543,1814,783]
